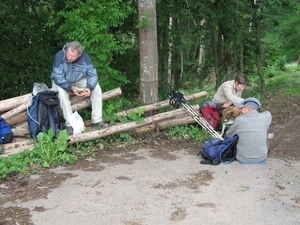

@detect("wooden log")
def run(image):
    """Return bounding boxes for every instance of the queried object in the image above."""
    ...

[2,90,206,152]
[8,89,206,132]
[68,105,200,144]
[11,103,196,137]
[83,91,207,126]
[71,87,122,111]
[115,91,207,118]
[5,87,122,126]
[135,107,199,133]
[1,105,200,157]
[6,111,28,126]
[158,115,197,128]
[1,139,35,157]
[1,98,32,121]
[134,115,196,133]
[11,122,30,137]
[0,93,32,113]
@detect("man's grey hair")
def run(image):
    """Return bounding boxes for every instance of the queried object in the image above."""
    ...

[68,41,84,55]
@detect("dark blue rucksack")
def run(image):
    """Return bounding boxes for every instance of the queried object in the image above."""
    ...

[0,116,14,144]
[27,90,61,140]
[198,135,239,165]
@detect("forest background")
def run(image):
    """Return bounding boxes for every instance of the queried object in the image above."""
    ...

[1,0,300,112]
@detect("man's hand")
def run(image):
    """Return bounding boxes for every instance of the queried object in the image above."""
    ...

[222,101,233,108]
[72,86,91,97]
[82,87,91,97]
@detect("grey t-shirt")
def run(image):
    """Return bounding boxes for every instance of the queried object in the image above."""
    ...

[226,111,272,163]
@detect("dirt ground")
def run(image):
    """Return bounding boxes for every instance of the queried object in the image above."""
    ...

[0,93,300,225]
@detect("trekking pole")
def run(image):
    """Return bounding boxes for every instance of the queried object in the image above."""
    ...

[169,91,224,140]
[179,101,223,140]
[180,101,218,134]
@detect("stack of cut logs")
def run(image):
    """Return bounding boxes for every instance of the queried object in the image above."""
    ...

[0,88,207,157]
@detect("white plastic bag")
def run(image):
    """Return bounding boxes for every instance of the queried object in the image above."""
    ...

[68,111,85,135]
[32,83,49,96]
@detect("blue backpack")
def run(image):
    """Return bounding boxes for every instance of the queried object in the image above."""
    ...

[0,116,14,144]
[198,135,239,165]
[27,90,61,140]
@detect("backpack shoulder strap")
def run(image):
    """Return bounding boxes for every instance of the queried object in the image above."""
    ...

[220,135,239,164]
[47,105,60,137]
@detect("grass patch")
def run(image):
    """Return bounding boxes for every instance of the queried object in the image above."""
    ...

[167,125,211,143]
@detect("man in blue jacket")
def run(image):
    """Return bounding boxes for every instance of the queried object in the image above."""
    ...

[225,97,272,163]
[51,41,108,135]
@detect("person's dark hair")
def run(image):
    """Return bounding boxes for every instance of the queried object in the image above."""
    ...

[234,74,249,86]
[68,41,84,55]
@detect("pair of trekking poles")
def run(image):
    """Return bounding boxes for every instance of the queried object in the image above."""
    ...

[169,90,224,141]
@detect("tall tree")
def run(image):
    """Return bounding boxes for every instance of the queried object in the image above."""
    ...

[138,0,159,106]
[250,0,265,93]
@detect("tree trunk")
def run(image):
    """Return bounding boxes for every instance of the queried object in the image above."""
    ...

[138,0,159,107]
[171,18,181,90]
[211,27,221,89]
[216,28,223,86]
[168,17,173,87]
[251,0,265,94]
[255,23,265,93]
[198,42,205,73]
[158,18,168,93]
[240,42,244,74]
[224,46,231,76]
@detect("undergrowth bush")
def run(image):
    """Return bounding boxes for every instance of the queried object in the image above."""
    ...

[167,125,210,143]
[28,129,77,168]
[0,129,77,180]
[0,151,31,179]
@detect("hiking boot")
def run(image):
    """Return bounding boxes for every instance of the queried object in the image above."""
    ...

[66,126,73,136]
[92,121,109,129]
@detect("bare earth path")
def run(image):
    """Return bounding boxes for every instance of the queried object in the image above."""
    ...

[0,93,300,225]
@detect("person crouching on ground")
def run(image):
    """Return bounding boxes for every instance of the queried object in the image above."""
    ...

[225,97,272,163]
[213,74,249,109]
[51,41,108,135]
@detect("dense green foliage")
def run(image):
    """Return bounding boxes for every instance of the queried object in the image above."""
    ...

[1,0,299,101]
[0,0,58,98]
[47,0,136,91]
